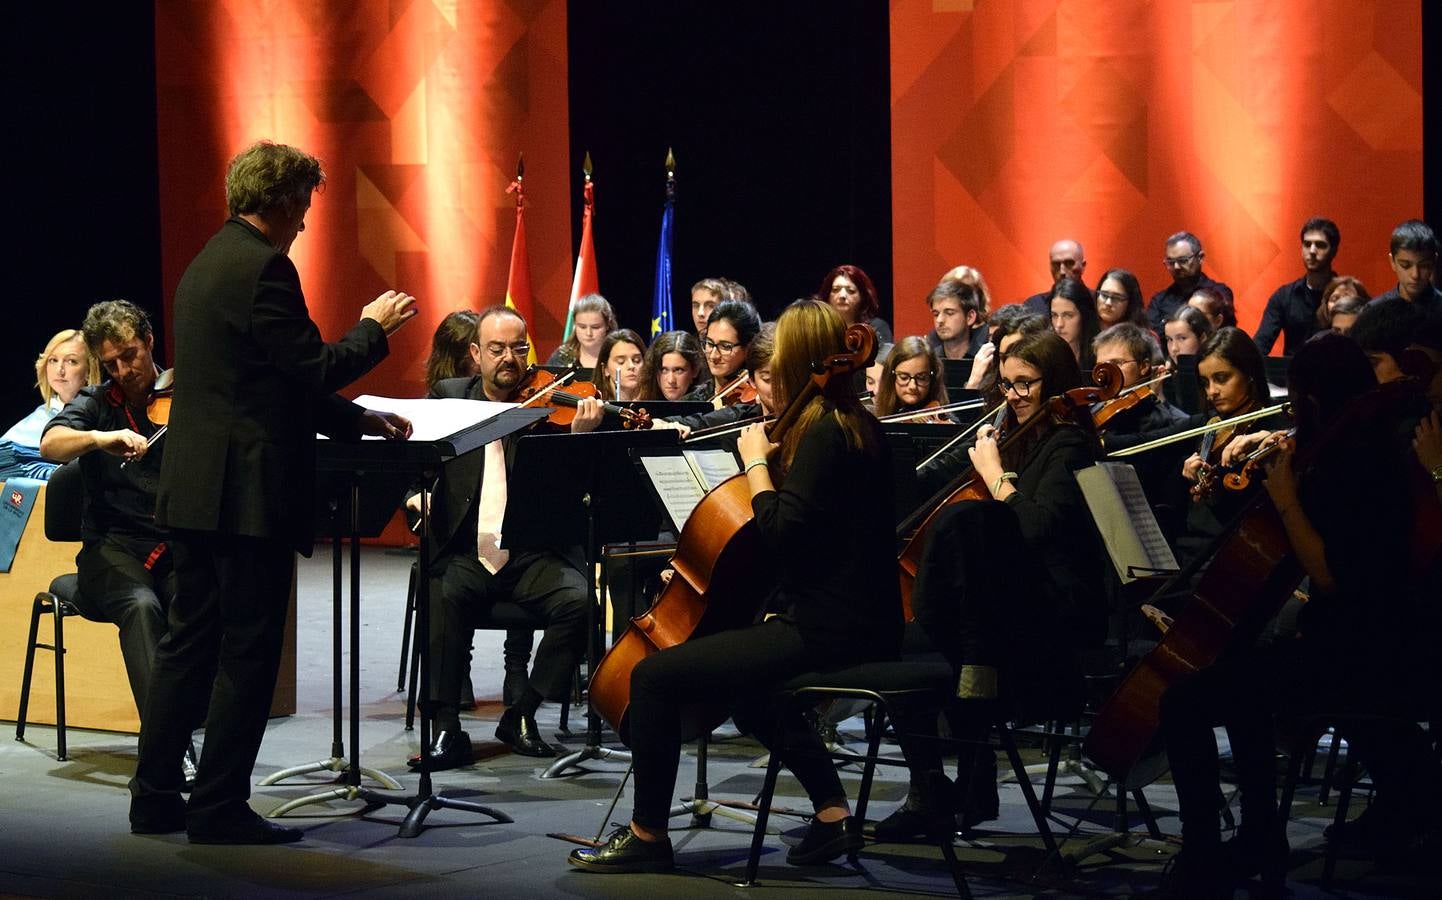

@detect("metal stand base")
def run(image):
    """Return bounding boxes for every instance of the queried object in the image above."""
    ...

[395,790,513,838]
[262,756,402,790]
[1008,757,1108,796]
[542,742,632,779]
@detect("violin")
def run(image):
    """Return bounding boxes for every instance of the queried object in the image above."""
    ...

[1090,372,1170,432]
[514,366,652,430]
[589,324,878,742]
[118,370,172,469]
[895,362,1124,620]
[1221,429,1297,492]
[711,371,758,409]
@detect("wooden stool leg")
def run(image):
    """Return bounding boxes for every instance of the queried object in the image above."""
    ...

[15,596,45,743]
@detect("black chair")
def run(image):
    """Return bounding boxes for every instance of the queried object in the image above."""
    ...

[15,460,86,761]
[740,658,1061,896]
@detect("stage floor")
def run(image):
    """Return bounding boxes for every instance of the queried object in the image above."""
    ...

[0,546,1424,898]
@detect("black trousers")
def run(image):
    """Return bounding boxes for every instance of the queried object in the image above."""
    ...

[130,529,294,827]
[75,535,176,714]
[627,618,846,831]
[428,549,588,724]
[1160,638,1436,851]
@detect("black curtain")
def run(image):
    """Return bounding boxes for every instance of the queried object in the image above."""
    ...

[566,0,893,331]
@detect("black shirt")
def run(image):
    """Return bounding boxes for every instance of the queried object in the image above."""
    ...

[43,379,167,545]
[753,410,903,661]
[1146,272,1234,340]
[1253,276,1324,355]
[1372,284,1442,322]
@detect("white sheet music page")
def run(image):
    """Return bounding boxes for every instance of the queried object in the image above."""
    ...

[348,396,518,442]
[1076,462,1179,583]
[639,456,707,532]
[682,448,741,490]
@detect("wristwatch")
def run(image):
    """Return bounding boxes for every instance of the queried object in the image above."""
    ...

[1432,464,1442,484]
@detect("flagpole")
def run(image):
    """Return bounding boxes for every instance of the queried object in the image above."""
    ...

[563,153,597,342]
[651,148,677,338]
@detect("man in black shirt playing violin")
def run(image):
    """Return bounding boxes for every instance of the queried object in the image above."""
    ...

[39,300,188,770]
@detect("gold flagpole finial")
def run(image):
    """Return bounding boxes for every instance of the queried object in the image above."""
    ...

[583,151,593,181]
[665,147,676,180]
[516,152,525,181]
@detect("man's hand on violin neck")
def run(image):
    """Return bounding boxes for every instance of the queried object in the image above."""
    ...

[362,290,419,335]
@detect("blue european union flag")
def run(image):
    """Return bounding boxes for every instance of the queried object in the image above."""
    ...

[650,190,675,337]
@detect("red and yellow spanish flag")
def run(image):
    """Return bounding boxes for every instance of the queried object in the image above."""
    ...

[505,170,537,365]
[562,170,599,342]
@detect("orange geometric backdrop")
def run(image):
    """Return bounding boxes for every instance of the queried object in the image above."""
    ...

[890,0,1424,343]
[154,0,572,399]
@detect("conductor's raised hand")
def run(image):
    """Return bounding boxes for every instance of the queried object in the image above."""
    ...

[360,409,413,441]
[361,290,419,335]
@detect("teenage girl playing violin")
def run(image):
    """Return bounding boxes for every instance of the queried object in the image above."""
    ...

[1157,332,1440,897]
[876,331,1109,840]
[700,300,762,408]
[873,337,952,423]
[569,300,902,874]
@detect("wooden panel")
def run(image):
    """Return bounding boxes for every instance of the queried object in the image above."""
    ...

[1,480,295,734]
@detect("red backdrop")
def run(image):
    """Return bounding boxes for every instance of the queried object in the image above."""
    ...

[890,0,1425,344]
[154,0,573,399]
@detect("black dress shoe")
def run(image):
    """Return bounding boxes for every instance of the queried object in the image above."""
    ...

[787,816,863,865]
[867,804,954,842]
[407,729,475,771]
[568,825,674,873]
[495,708,557,757]
[188,813,303,845]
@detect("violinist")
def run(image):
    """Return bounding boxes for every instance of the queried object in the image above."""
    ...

[546,293,616,368]
[593,328,647,404]
[879,332,1107,838]
[569,300,901,874]
[873,337,951,422]
[38,301,186,756]
[1092,324,1190,535]
[699,299,762,407]
[641,330,706,401]
[1176,327,1285,567]
[408,305,602,767]
[1158,333,1440,896]
[654,323,776,451]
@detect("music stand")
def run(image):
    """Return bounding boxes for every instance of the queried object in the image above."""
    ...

[266,406,549,838]
[492,429,679,779]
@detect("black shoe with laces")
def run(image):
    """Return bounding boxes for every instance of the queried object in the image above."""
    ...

[568,825,674,873]
[787,816,863,865]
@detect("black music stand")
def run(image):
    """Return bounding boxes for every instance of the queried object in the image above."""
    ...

[265,406,549,838]
[491,429,679,780]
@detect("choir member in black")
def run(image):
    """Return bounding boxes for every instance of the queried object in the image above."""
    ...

[820,264,894,343]
[1049,277,1100,376]
[699,299,762,406]
[1018,238,1087,314]
[689,277,727,335]
[593,328,647,403]
[1158,332,1439,897]
[1351,296,1426,384]
[1323,294,1364,336]
[1253,217,1338,355]
[1375,219,1442,318]
[1093,267,1149,330]
[1176,327,1285,569]
[1162,304,1213,372]
[1146,231,1235,341]
[424,310,480,389]
[877,331,1108,837]
[873,337,950,422]
[1188,285,1236,331]
[545,293,616,368]
[568,300,902,873]
[1314,275,1369,332]
[642,330,705,401]
[924,278,989,361]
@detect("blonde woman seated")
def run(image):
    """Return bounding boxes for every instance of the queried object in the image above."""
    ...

[547,294,617,369]
[873,337,952,423]
[1,328,100,481]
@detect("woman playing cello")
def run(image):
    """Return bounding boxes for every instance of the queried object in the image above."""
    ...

[876,331,1109,838]
[568,300,902,873]
[1156,332,1439,896]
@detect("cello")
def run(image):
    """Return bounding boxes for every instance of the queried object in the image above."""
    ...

[588,323,878,742]
[894,362,1123,620]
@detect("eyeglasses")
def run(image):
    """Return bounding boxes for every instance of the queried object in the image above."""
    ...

[998,376,1042,397]
[1164,253,1198,268]
[701,338,742,354]
[893,371,933,386]
[1096,290,1128,305]
[484,342,531,359]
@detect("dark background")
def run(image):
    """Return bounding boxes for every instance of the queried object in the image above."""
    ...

[3,2,1437,422]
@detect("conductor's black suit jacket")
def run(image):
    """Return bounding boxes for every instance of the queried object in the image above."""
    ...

[157,217,389,554]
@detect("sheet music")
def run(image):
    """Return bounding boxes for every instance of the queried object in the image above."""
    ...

[347,396,519,442]
[1076,462,1179,584]
[682,448,741,490]
[639,456,707,532]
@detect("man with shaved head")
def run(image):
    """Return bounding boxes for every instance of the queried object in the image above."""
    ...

[1019,239,1087,315]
